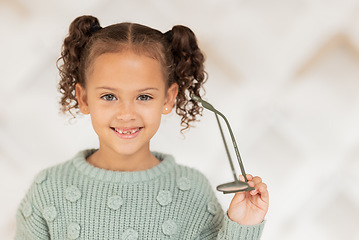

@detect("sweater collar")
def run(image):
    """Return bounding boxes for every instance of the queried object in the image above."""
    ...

[72,149,176,183]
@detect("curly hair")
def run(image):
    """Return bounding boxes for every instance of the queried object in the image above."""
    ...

[57,15,207,131]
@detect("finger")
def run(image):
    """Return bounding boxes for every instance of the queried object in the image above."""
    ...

[238,174,253,181]
[257,182,269,201]
[247,180,255,188]
[250,182,258,195]
[252,176,262,185]
[247,176,261,193]
[251,182,268,199]
[249,181,265,195]
[239,175,245,182]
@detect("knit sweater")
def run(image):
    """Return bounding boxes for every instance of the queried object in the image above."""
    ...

[15,149,265,239]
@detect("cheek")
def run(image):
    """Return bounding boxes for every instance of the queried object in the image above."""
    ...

[141,105,163,126]
[87,96,111,117]
[88,103,113,129]
[89,111,106,135]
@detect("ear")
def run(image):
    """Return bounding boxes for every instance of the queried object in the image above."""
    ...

[75,83,90,114]
[163,83,178,114]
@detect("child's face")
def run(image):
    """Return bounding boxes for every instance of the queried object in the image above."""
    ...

[75,51,178,158]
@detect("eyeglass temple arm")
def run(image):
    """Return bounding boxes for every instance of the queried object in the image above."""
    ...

[214,113,240,183]
[214,110,249,183]
[191,94,249,183]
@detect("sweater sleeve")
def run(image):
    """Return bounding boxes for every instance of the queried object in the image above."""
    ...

[216,212,265,239]
[195,174,265,239]
[198,207,265,239]
[15,175,50,239]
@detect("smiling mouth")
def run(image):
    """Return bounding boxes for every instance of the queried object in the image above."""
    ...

[111,127,142,135]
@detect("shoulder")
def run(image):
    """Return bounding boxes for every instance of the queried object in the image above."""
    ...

[154,151,211,186]
[33,161,70,183]
[22,150,90,203]
[32,154,77,185]
[33,149,94,184]
[16,150,90,232]
[170,157,218,202]
[174,163,211,187]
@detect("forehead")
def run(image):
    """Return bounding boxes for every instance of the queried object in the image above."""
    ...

[87,51,165,89]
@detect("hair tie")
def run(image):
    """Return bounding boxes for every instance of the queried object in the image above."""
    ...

[163,30,173,42]
[90,22,102,35]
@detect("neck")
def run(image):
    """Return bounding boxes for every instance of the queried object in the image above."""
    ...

[86,146,160,172]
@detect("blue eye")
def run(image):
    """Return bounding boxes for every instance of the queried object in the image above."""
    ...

[101,94,117,101]
[137,95,152,101]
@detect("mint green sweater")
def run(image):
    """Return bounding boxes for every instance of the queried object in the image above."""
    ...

[16,149,264,239]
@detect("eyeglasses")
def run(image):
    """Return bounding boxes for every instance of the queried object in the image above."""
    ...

[191,94,255,194]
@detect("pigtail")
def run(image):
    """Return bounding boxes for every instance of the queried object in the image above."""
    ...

[56,15,101,115]
[56,18,206,133]
[167,25,207,132]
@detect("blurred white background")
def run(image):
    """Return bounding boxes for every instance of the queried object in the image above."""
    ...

[1,0,359,239]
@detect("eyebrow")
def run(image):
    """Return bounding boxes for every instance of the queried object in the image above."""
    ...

[96,87,159,92]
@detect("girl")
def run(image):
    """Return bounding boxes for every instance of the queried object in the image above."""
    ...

[15,15,269,239]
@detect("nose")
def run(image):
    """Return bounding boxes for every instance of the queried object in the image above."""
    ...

[116,101,136,121]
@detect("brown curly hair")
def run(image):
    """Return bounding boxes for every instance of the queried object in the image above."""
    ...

[57,15,207,131]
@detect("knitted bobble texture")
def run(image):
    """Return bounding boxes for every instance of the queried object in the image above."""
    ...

[15,149,265,239]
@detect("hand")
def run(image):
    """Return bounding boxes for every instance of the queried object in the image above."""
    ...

[227,174,269,225]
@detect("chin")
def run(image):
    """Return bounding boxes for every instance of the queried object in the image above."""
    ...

[112,145,147,157]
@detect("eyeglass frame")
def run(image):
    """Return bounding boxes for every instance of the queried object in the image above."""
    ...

[191,94,255,194]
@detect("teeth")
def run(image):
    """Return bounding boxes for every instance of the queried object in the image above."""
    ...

[114,128,140,135]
